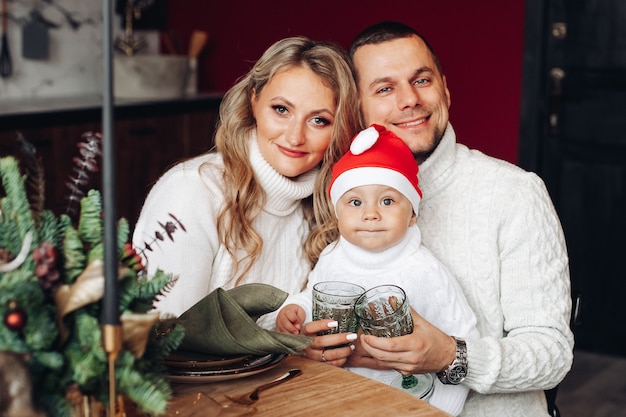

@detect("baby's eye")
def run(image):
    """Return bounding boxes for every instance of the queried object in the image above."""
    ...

[348,199,362,207]
[381,198,393,206]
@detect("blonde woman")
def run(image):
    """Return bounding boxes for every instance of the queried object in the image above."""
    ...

[132,37,361,348]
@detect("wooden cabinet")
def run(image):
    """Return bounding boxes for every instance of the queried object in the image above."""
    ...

[0,96,221,226]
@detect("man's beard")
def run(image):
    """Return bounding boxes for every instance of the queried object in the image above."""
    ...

[413,125,445,164]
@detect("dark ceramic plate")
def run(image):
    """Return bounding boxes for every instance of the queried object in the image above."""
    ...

[165,353,287,383]
[163,351,252,369]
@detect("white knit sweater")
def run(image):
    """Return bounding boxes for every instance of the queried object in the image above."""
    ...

[283,225,480,416]
[132,134,317,329]
[416,123,574,416]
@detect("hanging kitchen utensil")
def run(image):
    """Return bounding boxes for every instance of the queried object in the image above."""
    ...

[0,0,12,77]
[188,30,208,59]
[114,0,146,56]
[185,30,209,95]
[22,4,50,60]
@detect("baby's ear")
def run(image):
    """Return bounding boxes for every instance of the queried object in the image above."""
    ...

[409,211,417,226]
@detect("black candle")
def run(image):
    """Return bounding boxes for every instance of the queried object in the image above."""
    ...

[101,0,119,327]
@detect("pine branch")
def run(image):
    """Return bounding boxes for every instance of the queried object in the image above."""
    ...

[137,269,176,301]
[1,155,182,417]
[0,269,49,352]
[78,190,103,247]
[144,318,185,361]
[24,304,58,350]
[0,157,37,255]
[64,311,107,388]
[62,225,87,283]
[116,354,172,416]
[37,211,64,247]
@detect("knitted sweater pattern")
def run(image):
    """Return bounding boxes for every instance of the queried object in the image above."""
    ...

[132,134,317,328]
[284,225,479,416]
[417,123,574,416]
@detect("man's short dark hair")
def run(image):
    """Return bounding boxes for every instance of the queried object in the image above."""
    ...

[348,21,443,77]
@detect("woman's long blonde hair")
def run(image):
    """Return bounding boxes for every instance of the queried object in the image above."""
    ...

[213,36,361,285]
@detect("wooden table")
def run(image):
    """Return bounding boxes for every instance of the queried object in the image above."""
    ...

[166,355,451,417]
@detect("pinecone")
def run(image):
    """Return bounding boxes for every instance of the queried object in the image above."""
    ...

[32,242,61,293]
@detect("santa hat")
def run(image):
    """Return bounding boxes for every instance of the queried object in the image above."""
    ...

[329,124,422,214]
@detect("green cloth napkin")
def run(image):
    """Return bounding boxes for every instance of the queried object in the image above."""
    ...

[177,283,312,356]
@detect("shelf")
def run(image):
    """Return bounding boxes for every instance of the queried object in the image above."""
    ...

[0,93,223,129]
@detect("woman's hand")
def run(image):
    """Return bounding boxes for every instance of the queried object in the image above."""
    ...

[300,319,358,367]
[359,309,456,374]
[344,330,389,370]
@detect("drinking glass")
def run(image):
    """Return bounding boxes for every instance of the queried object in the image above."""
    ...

[312,281,365,336]
[354,284,434,398]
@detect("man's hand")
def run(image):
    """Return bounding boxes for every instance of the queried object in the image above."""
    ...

[344,330,390,370]
[359,308,456,374]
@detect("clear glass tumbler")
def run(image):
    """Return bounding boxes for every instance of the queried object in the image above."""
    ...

[354,284,434,398]
[312,281,365,336]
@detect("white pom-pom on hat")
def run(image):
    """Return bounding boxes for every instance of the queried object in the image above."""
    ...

[350,125,379,155]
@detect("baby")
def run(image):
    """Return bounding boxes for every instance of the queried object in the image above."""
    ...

[277,124,480,416]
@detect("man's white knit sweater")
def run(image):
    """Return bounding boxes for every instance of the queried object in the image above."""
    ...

[417,123,574,416]
[132,135,317,329]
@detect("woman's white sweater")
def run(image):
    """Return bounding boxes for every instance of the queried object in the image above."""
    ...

[132,135,317,329]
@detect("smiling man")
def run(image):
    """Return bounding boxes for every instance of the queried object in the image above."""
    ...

[346,21,574,417]
[351,26,449,164]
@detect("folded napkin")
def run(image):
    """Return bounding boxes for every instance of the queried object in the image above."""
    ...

[177,283,312,356]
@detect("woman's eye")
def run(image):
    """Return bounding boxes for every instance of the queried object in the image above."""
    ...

[382,198,393,206]
[348,199,362,207]
[376,86,391,94]
[312,116,331,126]
[272,105,288,114]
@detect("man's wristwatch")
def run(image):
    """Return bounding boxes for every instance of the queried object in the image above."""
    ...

[436,337,468,385]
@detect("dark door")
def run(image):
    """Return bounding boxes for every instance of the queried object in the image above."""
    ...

[520,0,626,356]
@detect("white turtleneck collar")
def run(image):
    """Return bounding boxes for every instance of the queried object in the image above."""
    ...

[249,132,319,216]
[338,225,422,268]
[418,122,457,199]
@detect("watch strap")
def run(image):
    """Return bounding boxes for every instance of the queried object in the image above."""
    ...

[436,336,468,385]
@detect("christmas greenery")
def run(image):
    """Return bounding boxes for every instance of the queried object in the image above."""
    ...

[0,154,184,416]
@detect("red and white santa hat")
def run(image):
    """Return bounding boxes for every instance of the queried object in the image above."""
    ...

[329,124,422,214]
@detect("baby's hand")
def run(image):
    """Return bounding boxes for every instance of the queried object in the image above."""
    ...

[276,304,306,334]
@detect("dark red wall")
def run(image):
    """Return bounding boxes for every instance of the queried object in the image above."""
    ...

[167,1,526,164]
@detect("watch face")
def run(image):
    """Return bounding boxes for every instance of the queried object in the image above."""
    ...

[448,364,468,384]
